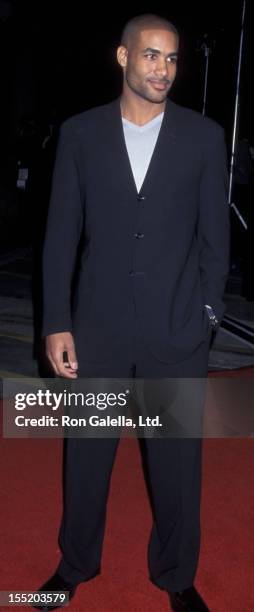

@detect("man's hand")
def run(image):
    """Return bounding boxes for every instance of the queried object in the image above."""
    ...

[45,332,78,378]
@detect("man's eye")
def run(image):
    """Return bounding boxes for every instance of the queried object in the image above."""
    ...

[145,54,157,60]
[167,57,177,63]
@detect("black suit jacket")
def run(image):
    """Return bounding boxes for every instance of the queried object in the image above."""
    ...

[42,97,230,364]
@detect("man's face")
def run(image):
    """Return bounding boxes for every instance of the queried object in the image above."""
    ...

[118,28,179,104]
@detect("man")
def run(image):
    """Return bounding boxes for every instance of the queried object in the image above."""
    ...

[36,13,229,612]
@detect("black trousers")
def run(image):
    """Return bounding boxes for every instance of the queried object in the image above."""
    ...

[56,322,211,592]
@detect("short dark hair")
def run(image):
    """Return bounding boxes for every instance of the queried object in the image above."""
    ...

[121,13,179,48]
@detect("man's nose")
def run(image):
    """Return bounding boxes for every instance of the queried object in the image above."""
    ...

[154,58,168,77]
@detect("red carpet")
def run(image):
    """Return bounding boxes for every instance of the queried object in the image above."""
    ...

[1,370,254,611]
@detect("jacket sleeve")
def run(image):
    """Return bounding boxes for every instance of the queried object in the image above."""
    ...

[42,121,84,337]
[197,124,230,323]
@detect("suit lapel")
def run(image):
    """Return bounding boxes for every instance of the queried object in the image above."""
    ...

[103,98,137,198]
[139,98,177,195]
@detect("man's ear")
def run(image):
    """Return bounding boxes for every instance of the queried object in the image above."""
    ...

[117,45,128,68]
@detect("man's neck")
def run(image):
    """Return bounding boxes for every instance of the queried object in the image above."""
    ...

[120,94,166,127]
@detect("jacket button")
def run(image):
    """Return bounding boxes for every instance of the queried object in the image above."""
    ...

[137,194,146,201]
[134,232,144,239]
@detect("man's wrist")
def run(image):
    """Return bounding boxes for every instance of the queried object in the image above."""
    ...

[204,304,219,329]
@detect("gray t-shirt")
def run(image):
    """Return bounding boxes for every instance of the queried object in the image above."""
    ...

[122,112,164,192]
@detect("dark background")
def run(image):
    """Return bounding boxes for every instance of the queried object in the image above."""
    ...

[2,1,252,126]
[0,0,253,252]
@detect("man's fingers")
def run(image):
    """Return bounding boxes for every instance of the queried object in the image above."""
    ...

[46,351,64,377]
[47,353,58,375]
[65,345,78,370]
[45,333,78,378]
[50,357,78,378]
[55,346,78,378]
